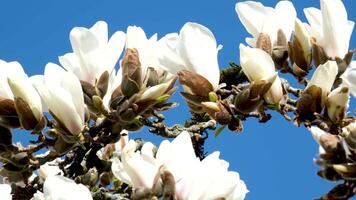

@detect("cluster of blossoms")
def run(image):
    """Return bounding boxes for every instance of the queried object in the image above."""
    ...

[0,20,246,199]
[0,0,355,199]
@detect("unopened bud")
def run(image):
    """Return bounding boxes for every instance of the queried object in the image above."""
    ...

[121,48,142,98]
[95,71,109,98]
[297,85,322,119]
[0,97,17,117]
[202,101,232,125]
[144,67,159,87]
[290,19,312,71]
[178,70,214,97]
[14,97,40,130]
[234,79,273,113]
[312,42,329,67]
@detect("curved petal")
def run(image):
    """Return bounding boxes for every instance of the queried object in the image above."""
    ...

[239,44,275,81]
[180,22,220,89]
[274,0,296,40]
[320,0,350,58]
[89,21,108,45]
[304,7,323,41]
[307,61,338,104]
[58,53,82,79]
[341,61,356,97]
[235,1,272,37]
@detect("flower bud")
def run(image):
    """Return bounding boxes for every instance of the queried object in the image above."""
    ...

[7,75,43,130]
[312,42,329,68]
[95,71,109,98]
[121,48,142,98]
[326,87,349,123]
[178,70,214,97]
[290,19,312,71]
[234,76,275,113]
[297,85,322,119]
[201,101,232,125]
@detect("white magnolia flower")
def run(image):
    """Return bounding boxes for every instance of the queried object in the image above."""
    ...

[0,184,11,200]
[33,175,92,200]
[304,0,354,59]
[235,1,296,47]
[157,22,221,90]
[156,131,248,200]
[239,44,283,104]
[111,140,160,189]
[306,60,338,105]
[39,159,63,181]
[112,131,247,200]
[341,61,356,97]
[59,21,126,85]
[326,86,350,123]
[0,60,43,121]
[33,63,85,135]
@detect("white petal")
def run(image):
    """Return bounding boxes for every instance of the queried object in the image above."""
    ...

[307,61,338,104]
[70,27,100,55]
[43,175,93,200]
[321,0,350,58]
[157,33,187,74]
[239,44,275,81]
[58,53,83,80]
[235,1,272,37]
[89,21,108,45]
[341,61,356,97]
[304,7,323,40]
[180,22,220,89]
[274,1,296,41]
[0,184,11,200]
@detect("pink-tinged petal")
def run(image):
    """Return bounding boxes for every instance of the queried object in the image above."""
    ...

[58,53,83,79]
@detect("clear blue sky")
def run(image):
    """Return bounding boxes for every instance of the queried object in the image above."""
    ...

[0,0,355,199]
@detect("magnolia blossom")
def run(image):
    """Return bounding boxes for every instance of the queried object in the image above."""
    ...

[304,0,354,58]
[0,184,11,200]
[235,1,296,47]
[341,61,356,97]
[157,22,221,90]
[112,131,247,200]
[59,21,126,85]
[33,175,92,200]
[0,60,43,122]
[293,18,312,67]
[239,44,283,104]
[32,63,85,135]
[305,60,338,105]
